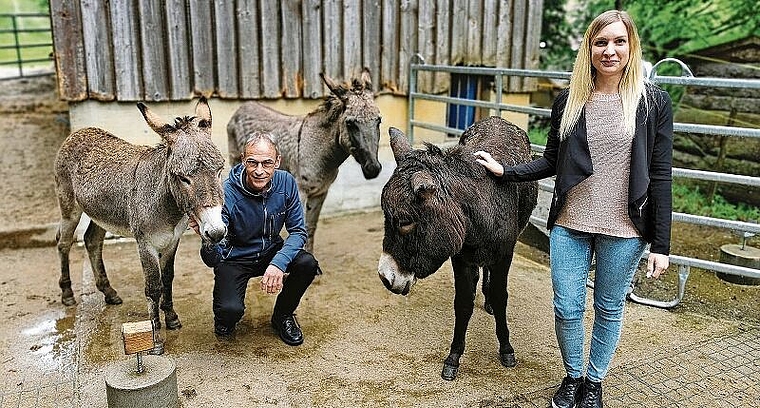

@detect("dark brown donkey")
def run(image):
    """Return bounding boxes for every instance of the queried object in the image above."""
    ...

[54,98,226,352]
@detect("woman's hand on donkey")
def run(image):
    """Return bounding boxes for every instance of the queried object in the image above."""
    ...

[473,151,504,177]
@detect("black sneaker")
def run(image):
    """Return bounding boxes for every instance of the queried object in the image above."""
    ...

[271,314,304,346]
[552,376,584,408]
[579,378,603,408]
[214,323,235,338]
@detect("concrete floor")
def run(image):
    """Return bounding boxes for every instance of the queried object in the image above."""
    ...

[1,211,758,408]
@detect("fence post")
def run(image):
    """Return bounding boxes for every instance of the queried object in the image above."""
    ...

[494,74,503,118]
[11,14,23,77]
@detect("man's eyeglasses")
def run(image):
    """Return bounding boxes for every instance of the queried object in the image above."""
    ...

[244,158,276,170]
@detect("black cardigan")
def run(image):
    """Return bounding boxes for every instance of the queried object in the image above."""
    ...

[501,84,673,255]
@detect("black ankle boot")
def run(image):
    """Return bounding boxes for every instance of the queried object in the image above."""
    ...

[552,375,584,408]
[579,378,603,408]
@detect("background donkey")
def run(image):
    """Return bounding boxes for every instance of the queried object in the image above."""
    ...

[227,68,382,252]
[54,97,226,351]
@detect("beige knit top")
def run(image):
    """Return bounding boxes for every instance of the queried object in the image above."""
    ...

[555,92,640,238]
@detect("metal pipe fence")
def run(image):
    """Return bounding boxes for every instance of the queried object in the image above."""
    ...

[408,57,760,309]
[0,12,54,79]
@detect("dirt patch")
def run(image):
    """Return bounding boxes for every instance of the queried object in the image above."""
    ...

[0,75,69,232]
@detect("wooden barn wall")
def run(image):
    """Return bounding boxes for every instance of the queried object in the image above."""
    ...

[50,0,544,102]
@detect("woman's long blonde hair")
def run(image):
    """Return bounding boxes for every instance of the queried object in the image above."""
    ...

[559,10,647,140]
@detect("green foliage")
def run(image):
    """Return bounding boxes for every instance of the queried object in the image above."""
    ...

[0,0,48,13]
[673,182,760,222]
[538,0,580,70]
[539,0,759,70]
[623,0,759,60]
[527,125,549,146]
[0,2,52,69]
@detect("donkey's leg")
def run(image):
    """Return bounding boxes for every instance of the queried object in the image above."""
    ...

[159,241,182,330]
[442,255,479,381]
[83,221,122,305]
[482,267,493,315]
[56,207,82,307]
[489,248,517,368]
[136,241,163,331]
[303,191,328,253]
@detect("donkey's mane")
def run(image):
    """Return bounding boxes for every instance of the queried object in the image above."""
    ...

[173,116,196,130]
[313,80,368,126]
[396,142,481,182]
[315,95,345,126]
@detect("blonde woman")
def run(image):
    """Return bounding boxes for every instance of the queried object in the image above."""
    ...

[475,10,673,408]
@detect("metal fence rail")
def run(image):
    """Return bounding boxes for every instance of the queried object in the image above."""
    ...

[0,12,54,79]
[408,58,760,309]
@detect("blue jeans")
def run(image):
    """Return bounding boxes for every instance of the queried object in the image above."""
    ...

[549,225,647,382]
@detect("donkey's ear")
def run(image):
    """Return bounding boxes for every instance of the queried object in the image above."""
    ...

[389,127,412,163]
[137,102,173,139]
[360,67,373,92]
[411,171,437,201]
[320,72,346,98]
[195,96,212,130]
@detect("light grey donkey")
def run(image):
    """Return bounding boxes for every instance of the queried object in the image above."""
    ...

[54,97,226,353]
[227,68,382,252]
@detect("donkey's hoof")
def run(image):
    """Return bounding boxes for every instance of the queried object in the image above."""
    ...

[165,317,182,330]
[105,294,123,305]
[61,296,76,307]
[441,363,459,381]
[500,352,517,368]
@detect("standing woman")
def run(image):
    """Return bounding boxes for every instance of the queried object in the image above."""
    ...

[474,10,673,408]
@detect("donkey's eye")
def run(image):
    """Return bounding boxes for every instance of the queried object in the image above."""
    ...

[177,175,191,185]
[398,220,416,235]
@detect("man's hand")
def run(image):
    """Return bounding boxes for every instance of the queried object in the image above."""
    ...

[188,216,201,236]
[261,265,284,294]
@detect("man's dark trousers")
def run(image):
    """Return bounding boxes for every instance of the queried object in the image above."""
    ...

[212,249,319,331]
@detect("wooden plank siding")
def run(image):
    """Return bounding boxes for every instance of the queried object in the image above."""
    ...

[362,0,381,88]
[281,0,302,98]
[51,0,544,102]
[189,0,216,96]
[215,1,239,98]
[301,0,323,98]
[80,0,114,100]
[236,0,261,98]
[380,0,399,92]
[342,0,361,79]
[109,0,143,100]
[50,0,88,100]
[166,0,193,99]
[139,0,170,101]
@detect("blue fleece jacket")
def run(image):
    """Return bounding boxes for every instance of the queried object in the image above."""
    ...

[199,164,307,271]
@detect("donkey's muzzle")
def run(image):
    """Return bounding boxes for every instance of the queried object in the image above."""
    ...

[362,162,382,179]
[204,225,227,244]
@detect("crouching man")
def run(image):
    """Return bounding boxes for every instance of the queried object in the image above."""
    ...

[190,131,321,346]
